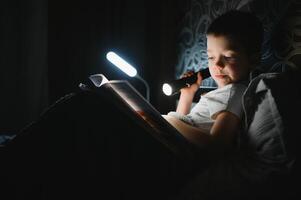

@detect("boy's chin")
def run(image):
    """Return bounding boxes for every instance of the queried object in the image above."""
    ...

[216,79,233,87]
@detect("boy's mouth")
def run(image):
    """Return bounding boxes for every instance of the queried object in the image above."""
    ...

[214,74,227,79]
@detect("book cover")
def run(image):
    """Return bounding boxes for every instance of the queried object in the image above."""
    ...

[82,74,195,158]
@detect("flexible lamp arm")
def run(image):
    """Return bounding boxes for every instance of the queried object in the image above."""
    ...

[136,75,150,102]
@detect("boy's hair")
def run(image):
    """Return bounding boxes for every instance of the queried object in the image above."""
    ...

[206,10,263,62]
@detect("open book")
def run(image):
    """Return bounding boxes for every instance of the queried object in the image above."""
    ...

[80,74,195,158]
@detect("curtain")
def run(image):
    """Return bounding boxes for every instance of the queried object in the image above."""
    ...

[0,0,48,132]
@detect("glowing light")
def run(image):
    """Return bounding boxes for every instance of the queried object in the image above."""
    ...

[106,51,137,77]
[162,83,172,96]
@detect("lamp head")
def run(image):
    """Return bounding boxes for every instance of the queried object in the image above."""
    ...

[106,51,137,77]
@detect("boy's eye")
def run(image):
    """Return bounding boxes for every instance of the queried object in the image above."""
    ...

[224,56,236,61]
[207,55,237,63]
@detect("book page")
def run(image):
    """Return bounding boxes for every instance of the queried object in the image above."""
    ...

[89,74,109,87]
[107,81,181,136]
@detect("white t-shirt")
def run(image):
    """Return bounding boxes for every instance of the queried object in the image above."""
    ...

[167,83,247,133]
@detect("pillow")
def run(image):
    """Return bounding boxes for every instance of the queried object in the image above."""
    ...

[241,71,299,173]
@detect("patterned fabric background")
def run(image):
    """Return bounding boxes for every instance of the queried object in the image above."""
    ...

[175,0,300,88]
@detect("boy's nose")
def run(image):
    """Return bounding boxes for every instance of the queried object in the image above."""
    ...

[214,58,224,69]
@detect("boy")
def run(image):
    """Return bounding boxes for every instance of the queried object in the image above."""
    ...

[163,10,263,155]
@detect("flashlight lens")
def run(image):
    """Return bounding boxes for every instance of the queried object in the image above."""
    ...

[162,83,172,96]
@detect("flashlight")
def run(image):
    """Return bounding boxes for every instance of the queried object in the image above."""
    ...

[162,68,210,96]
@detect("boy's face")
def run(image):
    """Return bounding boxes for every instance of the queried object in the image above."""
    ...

[206,34,252,88]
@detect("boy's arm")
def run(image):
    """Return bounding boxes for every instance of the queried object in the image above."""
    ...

[209,111,241,151]
[176,91,195,115]
[162,114,211,147]
[176,72,203,115]
[163,111,241,153]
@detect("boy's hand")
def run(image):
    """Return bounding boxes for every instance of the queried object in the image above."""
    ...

[180,71,203,95]
[176,71,204,115]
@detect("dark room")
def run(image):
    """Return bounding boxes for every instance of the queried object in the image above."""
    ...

[1,0,300,199]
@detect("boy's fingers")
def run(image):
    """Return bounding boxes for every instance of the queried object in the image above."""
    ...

[181,71,194,78]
